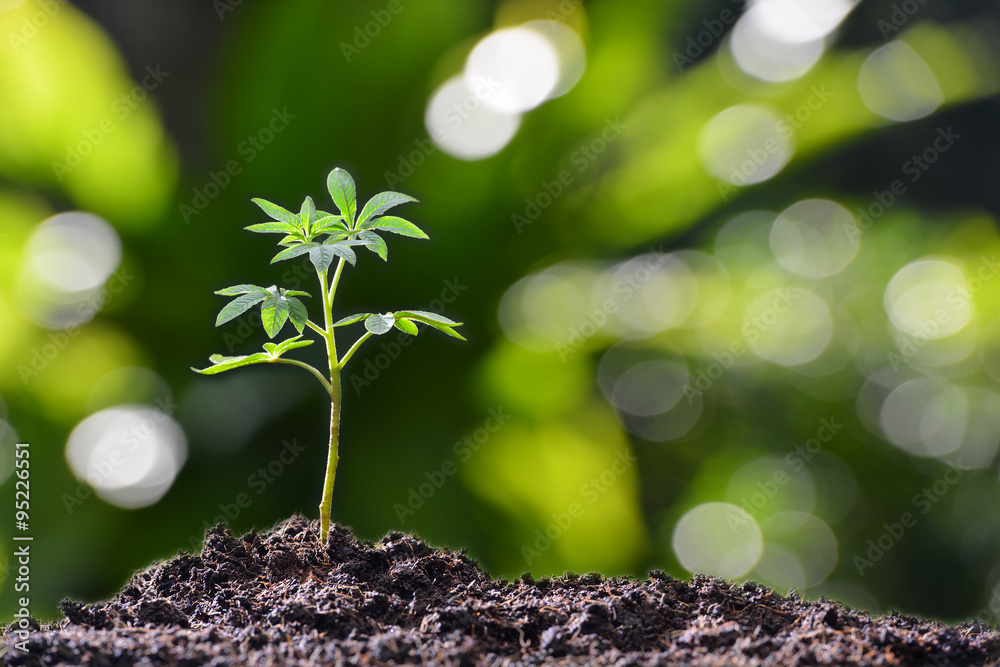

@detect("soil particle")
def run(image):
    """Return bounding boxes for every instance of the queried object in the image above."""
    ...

[3,515,997,666]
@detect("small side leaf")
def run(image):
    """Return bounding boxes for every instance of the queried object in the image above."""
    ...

[358,191,417,225]
[300,196,317,234]
[394,310,466,340]
[252,198,299,225]
[192,352,271,375]
[261,294,291,338]
[312,215,348,235]
[333,313,371,327]
[308,245,337,273]
[274,334,314,356]
[360,216,428,239]
[394,318,418,335]
[245,222,299,234]
[364,313,395,335]
[327,168,357,225]
[215,284,270,296]
[324,240,358,266]
[287,297,308,333]
[358,230,387,261]
[271,243,317,264]
[216,292,268,326]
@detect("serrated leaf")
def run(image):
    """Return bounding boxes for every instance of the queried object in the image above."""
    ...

[312,215,348,235]
[271,243,317,264]
[245,221,299,234]
[287,297,308,333]
[192,352,271,375]
[308,245,337,273]
[300,196,317,234]
[358,191,417,225]
[394,310,465,340]
[394,310,462,326]
[261,294,291,338]
[252,198,299,225]
[394,318,418,335]
[274,334,314,355]
[365,313,395,335]
[358,230,388,261]
[360,216,428,239]
[216,292,268,326]
[333,313,371,327]
[323,241,358,266]
[278,234,302,247]
[327,168,357,225]
[215,284,270,296]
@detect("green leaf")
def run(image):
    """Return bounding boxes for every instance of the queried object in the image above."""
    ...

[192,352,271,375]
[215,284,270,296]
[271,243,317,264]
[263,342,278,355]
[358,191,417,225]
[261,293,291,338]
[327,168,357,225]
[308,245,337,273]
[312,215,348,235]
[287,297,308,333]
[394,318,418,335]
[252,198,299,225]
[394,310,462,326]
[323,240,358,266]
[274,334,314,356]
[281,289,311,298]
[360,216,428,239]
[245,222,299,234]
[278,234,303,247]
[333,313,371,327]
[216,292,268,326]
[365,313,395,335]
[299,196,317,234]
[358,230,388,261]
[394,310,466,340]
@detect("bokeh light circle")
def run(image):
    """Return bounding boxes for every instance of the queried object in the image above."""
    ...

[673,502,763,578]
[770,199,859,278]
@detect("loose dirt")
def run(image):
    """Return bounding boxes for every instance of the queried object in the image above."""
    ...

[3,515,996,665]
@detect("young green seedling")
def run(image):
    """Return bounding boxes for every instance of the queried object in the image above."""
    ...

[193,167,465,543]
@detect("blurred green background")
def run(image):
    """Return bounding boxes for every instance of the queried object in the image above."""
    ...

[2,0,1000,626]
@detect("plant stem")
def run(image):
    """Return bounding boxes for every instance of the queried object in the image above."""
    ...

[338,332,372,369]
[275,358,332,394]
[318,266,340,544]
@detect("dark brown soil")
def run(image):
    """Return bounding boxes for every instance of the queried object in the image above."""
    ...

[3,515,997,666]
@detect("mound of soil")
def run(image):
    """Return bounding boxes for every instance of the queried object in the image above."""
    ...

[3,515,997,666]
